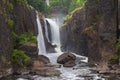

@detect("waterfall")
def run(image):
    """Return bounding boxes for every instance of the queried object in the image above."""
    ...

[36,13,46,55]
[46,18,61,52]
[46,18,60,46]
[44,19,50,42]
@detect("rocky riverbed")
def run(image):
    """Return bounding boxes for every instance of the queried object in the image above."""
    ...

[1,52,120,80]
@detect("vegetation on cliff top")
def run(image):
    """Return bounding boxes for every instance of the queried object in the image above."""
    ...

[26,0,86,14]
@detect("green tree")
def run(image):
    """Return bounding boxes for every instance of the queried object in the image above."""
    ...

[27,0,46,12]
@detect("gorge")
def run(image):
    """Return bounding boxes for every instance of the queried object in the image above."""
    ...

[0,0,120,80]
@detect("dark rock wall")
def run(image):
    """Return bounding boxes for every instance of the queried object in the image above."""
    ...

[61,0,117,67]
[118,0,120,30]
[13,3,38,35]
[0,10,12,69]
[61,8,88,56]
[0,0,38,71]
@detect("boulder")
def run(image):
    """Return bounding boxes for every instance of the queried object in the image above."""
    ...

[31,55,50,69]
[34,67,61,77]
[13,68,29,75]
[32,60,45,69]
[57,52,76,64]
[63,60,76,67]
[0,68,13,78]
[38,55,50,64]
[18,42,38,58]
[45,63,61,68]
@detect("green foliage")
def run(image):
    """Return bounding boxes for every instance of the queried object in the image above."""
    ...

[47,0,86,14]
[26,0,86,14]
[12,32,36,48]
[64,15,72,22]
[11,49,30,67]
[27,0,45,12]
[8,3,14,10]
[109,54,119,64]
[68,0,86,13]
[115,39,120,51]
[7,19,14,28]
[47,0,66,12]
[19,33,37,45]
[16,0,27,5]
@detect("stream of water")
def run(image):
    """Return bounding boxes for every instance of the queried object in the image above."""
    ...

[37,12,46,55]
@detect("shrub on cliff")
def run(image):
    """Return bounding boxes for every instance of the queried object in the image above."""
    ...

[11,49,31,67]
[12,32,37,48]
[18,33,37,45]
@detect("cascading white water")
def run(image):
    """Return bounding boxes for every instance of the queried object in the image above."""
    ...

[44,19,50,43]
[45,18,60,46]
[36,13,46,55]
[45,18,61,52]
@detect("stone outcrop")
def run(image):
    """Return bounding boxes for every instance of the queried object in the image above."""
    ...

[18,42,38,58]
[34,67,61,77]
[32,55,50,69]
[0,0,38,77]
[38,55,50,64]
[57,52,76,67]
[61,0,118,69]
[63,60,76,67]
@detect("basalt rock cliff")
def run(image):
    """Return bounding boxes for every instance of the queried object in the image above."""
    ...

[0,0,38,77]
[61,0,119,68]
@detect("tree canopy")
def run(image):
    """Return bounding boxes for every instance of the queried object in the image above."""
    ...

[27,0,86,14]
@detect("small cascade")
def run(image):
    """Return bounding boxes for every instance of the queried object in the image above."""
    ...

[36,12,46,55]
[46,18,61,52]
[44,19,50,42]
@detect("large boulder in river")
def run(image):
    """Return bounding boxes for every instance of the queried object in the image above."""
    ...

[38,55,50,64]
[57,52,76,67]
[32,60,45,69]
[63,60,76,67]
[32,55,50,69]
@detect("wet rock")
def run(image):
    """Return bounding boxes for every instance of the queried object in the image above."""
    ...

[111,65,120,70]
[57,52,76,67]
[32,60,45,69]
[63,60,76,67]
[98,68,120,75]
[57,52,76,64]
[31,55,50,69]
[12,68,30,75]
[18,42,38,58]
[0,68,13,78]
[34,67,61,77]
[45,63,61,68]
[38,55,50,64]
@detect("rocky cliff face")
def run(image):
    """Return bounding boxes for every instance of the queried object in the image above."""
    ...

[0,0,38,76]
[61,0,118,68]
